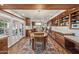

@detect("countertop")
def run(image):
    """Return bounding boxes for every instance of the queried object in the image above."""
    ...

[53,30,74,35]
[51,30,79,44]
[64,35,79,44]
[0,35,8,39]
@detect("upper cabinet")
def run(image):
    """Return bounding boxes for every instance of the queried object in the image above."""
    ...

[71,11,79,29]
[59,16,69,26]
[47,9,79,29]
[25,17,31,26]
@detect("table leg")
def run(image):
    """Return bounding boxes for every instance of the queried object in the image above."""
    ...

[32,39,35,50]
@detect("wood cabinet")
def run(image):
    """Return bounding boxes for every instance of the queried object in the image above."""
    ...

[26,30,29,37]
[48,33,68,54]
[65,37,79,53]
[0,37,8,54]
[51,31,65,48]
[49,31,79,54]
[25,17,30,26]
[54,32,65,47]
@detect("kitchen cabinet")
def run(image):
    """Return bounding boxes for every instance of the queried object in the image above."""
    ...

[0,36,8,54]
[48,32,68,54]
[49,31,79,54]
[65,36,79,53]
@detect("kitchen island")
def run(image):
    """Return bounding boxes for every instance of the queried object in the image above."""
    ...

[31,32,47,50]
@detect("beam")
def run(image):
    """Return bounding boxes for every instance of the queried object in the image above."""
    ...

[0,4,78,10]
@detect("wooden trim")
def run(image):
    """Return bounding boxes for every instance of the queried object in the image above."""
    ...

[0,4,79,10]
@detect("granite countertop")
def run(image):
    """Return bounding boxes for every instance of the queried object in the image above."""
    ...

[51,30,74,35]
[51,30,79,44]
[57,31,74,35]
[64,35,79,44]
[0,35,8,39]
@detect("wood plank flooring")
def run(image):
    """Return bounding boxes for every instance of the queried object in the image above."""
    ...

[8,36,68,54]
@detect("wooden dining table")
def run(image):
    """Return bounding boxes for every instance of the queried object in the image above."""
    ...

[30,32,48,50]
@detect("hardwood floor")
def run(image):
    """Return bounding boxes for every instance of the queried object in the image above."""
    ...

[8,37,32,54]
[8,36,68,54]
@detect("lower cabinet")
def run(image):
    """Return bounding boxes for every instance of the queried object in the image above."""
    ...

[0,37,8,54]
[49,31,79,54]
[49,35,68,54]
[54,41,68,53]
[65,37,79,54]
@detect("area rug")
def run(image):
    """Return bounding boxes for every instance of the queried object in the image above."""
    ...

[17,37,58,54]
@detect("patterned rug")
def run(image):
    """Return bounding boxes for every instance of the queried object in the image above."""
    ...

[17,38,58,54]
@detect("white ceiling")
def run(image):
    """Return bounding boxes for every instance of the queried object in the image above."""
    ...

[4,9,65,23]
[0,10,25,23]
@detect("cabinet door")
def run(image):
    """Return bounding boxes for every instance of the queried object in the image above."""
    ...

[65,38,79,54]
[55,32,65,47]
[0,37,8,54]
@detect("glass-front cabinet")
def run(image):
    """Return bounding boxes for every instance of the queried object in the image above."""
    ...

[71,12,79,29]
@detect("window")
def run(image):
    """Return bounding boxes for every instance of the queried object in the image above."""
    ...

[0,20,4,35]
[0,20,8,35]
[35,22,42,26]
